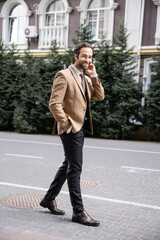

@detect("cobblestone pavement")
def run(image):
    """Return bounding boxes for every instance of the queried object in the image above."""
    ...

[0,132,160,240]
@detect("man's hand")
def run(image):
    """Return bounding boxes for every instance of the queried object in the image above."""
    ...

[85,64,97,76]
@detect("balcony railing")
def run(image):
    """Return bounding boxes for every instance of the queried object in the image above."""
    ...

[38,26,67,49]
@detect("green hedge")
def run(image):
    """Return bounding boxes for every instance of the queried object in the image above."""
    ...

[0,22,159,140]
[0,41,63,134]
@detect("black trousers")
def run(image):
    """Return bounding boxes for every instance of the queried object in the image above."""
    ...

[45,126,85,214]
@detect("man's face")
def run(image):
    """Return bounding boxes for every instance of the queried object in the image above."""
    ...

[74,47,93,71]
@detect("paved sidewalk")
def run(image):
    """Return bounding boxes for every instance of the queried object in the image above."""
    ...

[0,132,160,240]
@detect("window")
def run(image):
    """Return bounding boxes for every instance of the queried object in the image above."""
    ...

[9,5,26,44]
[38,0,72,49]
[0,0,31,49]
[77,0,118,43]
[142,58,157,106]
[46,1,65,27]
[87,0,110,39]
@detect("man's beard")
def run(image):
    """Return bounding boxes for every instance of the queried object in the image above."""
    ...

[79,62,89,70]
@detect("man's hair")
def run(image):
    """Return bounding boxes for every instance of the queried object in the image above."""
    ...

[72,42,93,64]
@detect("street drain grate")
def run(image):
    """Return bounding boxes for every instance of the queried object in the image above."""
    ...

[0,194,43,210]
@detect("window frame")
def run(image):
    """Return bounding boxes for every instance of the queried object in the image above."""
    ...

[87,2,110,40]
[77,0,119,43]
[8,4,27,44]
[0,0,31,49]
[45,1,65,27]
[37,0,72,50]
[142,58,157,106]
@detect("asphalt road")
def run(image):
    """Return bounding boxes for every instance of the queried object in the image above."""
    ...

[0,131,160,240]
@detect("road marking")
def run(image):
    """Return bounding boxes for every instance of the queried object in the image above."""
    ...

[5,154,44,159]
[0,182,46,191]
[0,138,159,155]
[122,166,160,173]
[0,138,61,146]
[85,145,160,154]
[0,181,160,211]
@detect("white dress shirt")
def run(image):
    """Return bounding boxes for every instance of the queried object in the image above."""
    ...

[71,64,83,84]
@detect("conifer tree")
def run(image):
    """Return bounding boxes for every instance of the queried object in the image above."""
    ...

[72,19,96,46]
[66,21,143,139]
[13,40,63,133]
[144,53,160,140]
[0,41,21,131]
[93,23,143,139]
[13,50,38,133]
[65,20,96,67]
[90,40,114,138]
[40,40,64,132]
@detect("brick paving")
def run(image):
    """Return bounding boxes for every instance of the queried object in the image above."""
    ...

[0,132,160,240]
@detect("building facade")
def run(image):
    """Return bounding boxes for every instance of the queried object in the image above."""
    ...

[0,0,160,90]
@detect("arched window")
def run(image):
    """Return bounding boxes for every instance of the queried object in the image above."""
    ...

[46,0,65,26]
[38,0,72,49]
[87,0,110,39]
[0,0,31,49]
[77,0,118,43]
[9,5,26,44]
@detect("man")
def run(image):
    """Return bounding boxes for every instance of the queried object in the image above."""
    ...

[40,42,104,227]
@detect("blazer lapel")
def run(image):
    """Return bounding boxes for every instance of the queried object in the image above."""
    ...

[68,65,86,99]
[84,76,90,100]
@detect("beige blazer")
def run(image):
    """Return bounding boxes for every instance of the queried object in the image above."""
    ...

[49,65,104,135]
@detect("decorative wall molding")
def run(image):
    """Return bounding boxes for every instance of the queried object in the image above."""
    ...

[154,0,160,44]
[152,0,160,6]
[0,13,4,18]
[155,32,160,44]
[1,0,30,17]
[38,0,71,15]
[66,7,73,13]
[111,2,119,10]
[76,6,83,13]
[76,0,119,11]
[26,11,32,17]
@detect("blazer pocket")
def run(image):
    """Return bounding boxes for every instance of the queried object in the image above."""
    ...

[62,119,72,132]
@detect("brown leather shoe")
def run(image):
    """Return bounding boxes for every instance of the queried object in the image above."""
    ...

[40,198,65,215]
[72,210,100,227]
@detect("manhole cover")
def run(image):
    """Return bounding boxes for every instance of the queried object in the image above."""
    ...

[80,179,98,188]
[0,180,98,210]
[64,179,98,188]
[0,194,43,210]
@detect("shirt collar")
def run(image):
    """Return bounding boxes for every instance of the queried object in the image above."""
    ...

[71,64,83,76]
